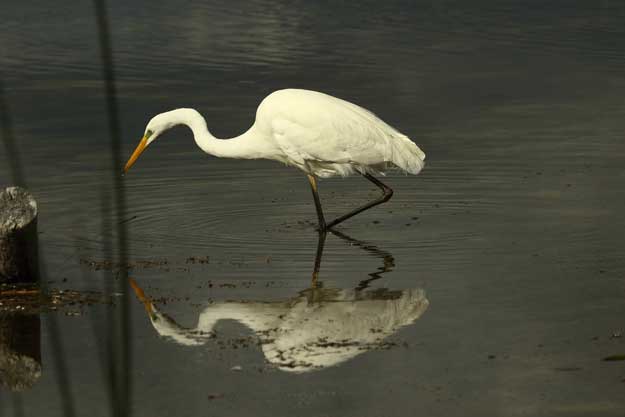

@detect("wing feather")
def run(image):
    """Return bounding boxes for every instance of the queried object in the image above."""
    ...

[261,89,425,175]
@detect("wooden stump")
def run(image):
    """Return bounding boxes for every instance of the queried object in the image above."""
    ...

[0,187,39,284]
[0,187,42,391]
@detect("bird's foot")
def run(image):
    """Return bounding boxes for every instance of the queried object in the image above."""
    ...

[315,221,328,234]
[311,270,320,288]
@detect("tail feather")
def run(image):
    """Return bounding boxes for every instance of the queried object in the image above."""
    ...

[390,135,426,174]
[334,96,426,175]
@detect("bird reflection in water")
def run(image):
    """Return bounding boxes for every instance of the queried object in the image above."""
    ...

[130,231,428,372]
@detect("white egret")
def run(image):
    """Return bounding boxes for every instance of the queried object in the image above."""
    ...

[124,89,426,230]
[129,230,427,372]
[130,279,428,372]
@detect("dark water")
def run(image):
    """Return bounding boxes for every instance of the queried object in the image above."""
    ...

[2,0,625,416]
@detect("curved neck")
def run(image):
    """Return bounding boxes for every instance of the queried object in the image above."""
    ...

[146,302,287,345]
[196,302,287,333]
[163,108,267,159]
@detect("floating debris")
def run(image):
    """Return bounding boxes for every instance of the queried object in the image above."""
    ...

[186,256,210,264]
[0,284,111,315]
[79,258,169,271]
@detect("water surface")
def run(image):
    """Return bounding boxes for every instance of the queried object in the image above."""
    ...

[1,1,625,416]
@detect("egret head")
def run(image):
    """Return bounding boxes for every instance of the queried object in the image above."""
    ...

[123,112,176,174]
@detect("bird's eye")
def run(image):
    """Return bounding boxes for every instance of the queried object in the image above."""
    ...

[145,129,153,138]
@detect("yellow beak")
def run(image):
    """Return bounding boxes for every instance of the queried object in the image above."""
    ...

[124,135,149,173]
[129,278,154,316]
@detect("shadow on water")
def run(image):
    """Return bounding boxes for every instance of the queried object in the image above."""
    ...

[92,0,132,414]
[1,1,130,415]
[129,231,428,373]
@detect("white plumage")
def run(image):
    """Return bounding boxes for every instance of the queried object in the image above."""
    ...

[130,280,429,373]
[124,89,426,229]
[254,89,426,177]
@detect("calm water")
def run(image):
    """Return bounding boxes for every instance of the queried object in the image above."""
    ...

[1,0,625,416]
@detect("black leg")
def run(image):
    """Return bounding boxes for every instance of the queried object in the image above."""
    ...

[325,173,394,229]
[307,174,327,231]
[309,228,395,292]
[328,229,395,290]
[311,230,327,286]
